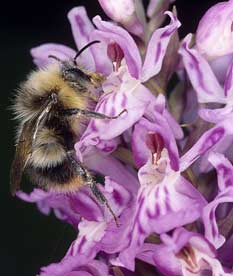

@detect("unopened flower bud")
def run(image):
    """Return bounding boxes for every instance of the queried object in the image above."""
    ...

[98,0,145,37]
[196,0,233,59]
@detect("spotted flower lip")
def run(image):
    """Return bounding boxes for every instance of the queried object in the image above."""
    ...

[196,0,233,60]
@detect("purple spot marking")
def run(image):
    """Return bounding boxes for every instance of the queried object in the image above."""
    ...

[138,192,144,204]
[110,107,116,116]
[112,92,117,103]
[146,208,155,219]
[217,165,231,178]
[225,179,233,187]
[167,147,179,171]
[98,96,107,107]
[127,231,132,240]
[155,204,160,216]
[160,28,174,38]
[104,146,114,152]
[77,236,87,253]
[211,224,217,238]
[165,200,171,212]
[200,128,225,153]
[209,209,215,220]
[137,223,146,235]
[75,15,88,39]
[102,101,107,113]
[90,121,98,132]
[154,42,161,64]
[140,171,148,176]
[164,186,169,195]
[121,93,127,108]
[113,190,123,205]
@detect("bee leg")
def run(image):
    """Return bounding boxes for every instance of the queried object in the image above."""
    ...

[61,108,127,120]
[86,175,119,227]
[67,152,119,226]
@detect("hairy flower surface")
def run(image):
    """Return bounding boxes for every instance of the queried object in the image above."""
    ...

[16,1,233,276]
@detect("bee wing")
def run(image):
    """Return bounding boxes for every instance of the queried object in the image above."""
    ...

[10,96,56,196]
[10,120,34,195]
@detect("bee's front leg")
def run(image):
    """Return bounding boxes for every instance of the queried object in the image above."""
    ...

[61,108,127,120]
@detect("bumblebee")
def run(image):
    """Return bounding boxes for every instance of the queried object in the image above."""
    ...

[10,41,124,224]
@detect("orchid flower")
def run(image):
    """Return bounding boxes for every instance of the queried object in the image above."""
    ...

[137,227,232,276]
[15,1,233,275]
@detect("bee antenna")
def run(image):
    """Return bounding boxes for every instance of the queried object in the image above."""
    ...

[48,55,62,62]
[74,40,100,64]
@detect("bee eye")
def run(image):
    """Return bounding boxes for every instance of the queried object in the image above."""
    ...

[63,68,90,83]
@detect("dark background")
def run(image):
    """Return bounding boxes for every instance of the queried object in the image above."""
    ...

[0,1,220,275]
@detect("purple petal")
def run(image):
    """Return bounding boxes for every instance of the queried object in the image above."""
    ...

[140,228,230,276]
[163,109,184,140]
[218,230,233,268]
[67,7,96,70]
[141,11,181,82]
[144,93,183,140]
[93,73,149,138]
[202,152,233,249]
[199,106,233,124]
[69,189,104,222]
[30,44,76,68]
[66,177,133,256]
[208,152,233,191]
[131,120,151,168]
[76,69,150,156]
[179,34,225,104]
[93,16,142,79]
[199,135,233,173]
[202,190,233,249]
[88,30,113,76]
[118,168,206,270]
[137,243,182,276]
[180,118,233,171]
[39,256,109,276]
[210,53,233,84]
[17,189,80,228]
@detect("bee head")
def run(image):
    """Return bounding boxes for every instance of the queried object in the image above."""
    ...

[49,41,102,90]
[61,61,91,84]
